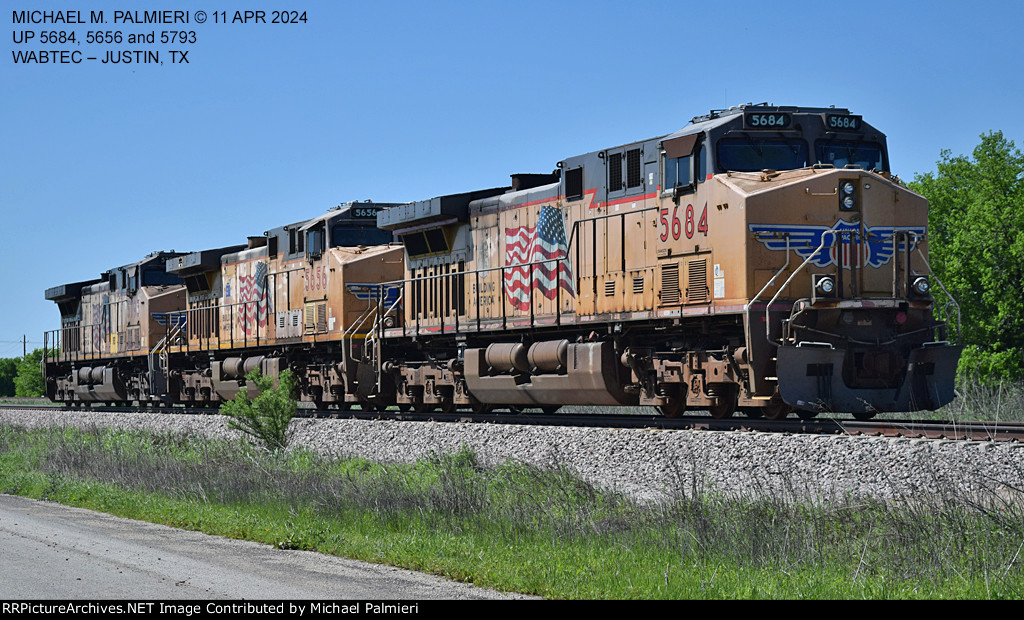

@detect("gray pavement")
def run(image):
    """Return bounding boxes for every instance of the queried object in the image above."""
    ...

[0,494,530,600]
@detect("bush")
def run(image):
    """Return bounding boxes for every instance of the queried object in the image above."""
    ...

[221,368,298,451]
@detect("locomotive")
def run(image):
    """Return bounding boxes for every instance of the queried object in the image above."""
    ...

[43,104,962,419]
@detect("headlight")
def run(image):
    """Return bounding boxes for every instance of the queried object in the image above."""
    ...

[912,276,930,295]
[839,179,858,211]
[816,276,835,295]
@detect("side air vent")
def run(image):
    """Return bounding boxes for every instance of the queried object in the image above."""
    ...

[661,263,680,305]
[608,152,622,192]
[304,302,328,334]
[687,259,708,303]
[565,167,584,200]
[627,148,642,188]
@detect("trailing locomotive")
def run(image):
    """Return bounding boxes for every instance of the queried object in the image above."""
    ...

[43,104,962,419]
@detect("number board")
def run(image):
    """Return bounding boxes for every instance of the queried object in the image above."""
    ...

[825,114,862,131]
[743,112,792,129]
[351,207,380,219]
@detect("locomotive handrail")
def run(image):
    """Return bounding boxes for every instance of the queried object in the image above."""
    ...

[753,224,959,350]
[344,298,378,362]
[762,222,844,346]
[850,226,959,344]
[372,286,404,392]
[375,204,658,337]
[913,245,961,344]
[42,324,139,362]
[378,244,575,333]
[782,299,950,347]
[564,205,659,252]
[745,232,793,355]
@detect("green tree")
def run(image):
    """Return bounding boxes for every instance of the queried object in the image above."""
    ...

[14,348,47,397]
[221,368,298,451]
[910,131,1024,382]
[0,358,18,397]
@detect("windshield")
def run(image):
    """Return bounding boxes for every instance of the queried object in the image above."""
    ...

[717,138,808,172]
[816,141,884,170]
[332,225,393,247]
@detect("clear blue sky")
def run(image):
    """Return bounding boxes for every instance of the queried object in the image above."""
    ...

[2,0,1022,357]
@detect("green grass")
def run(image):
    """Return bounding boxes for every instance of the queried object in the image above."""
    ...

[1,423,1023,599]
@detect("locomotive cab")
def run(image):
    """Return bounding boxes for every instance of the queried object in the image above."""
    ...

[671,105,960,415]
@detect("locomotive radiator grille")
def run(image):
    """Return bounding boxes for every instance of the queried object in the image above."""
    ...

[661,263,680,305]
[687,259,708,303]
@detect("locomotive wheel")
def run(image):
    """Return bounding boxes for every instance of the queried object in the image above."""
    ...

[397,403,412,413]
[740,407,764,419]
[707,389,737,419]
[440,398,456,414]
[541,405,561,415]
[359,396,386,412]
[470,402,492,414]
[852,410,877,421]
[658,398,685,418]
[762,394,792,421]
[796,409,818,420]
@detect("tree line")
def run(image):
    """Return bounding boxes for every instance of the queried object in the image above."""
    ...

[910,131,1024,383]
[0,349,46,397]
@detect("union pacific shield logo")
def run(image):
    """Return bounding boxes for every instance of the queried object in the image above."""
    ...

[346,283,401,305]
[748,220,926,269]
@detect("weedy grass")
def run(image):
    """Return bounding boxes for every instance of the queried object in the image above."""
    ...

[1,423,1022,599]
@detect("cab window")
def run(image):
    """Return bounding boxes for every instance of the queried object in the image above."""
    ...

[665,153,693,189]
[815,140,885,170]
[717,138,808,172]
[331,225,393,247]
[663,134,703,191]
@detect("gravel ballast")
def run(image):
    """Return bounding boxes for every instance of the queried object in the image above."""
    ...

[3,408,1023,503]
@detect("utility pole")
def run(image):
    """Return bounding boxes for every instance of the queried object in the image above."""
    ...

[23,335,26,359]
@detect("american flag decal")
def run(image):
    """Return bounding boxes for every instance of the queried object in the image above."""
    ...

[504,205,575,310]
[236,261,270,334]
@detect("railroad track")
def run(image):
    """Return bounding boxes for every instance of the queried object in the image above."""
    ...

[4,402,1023,443]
